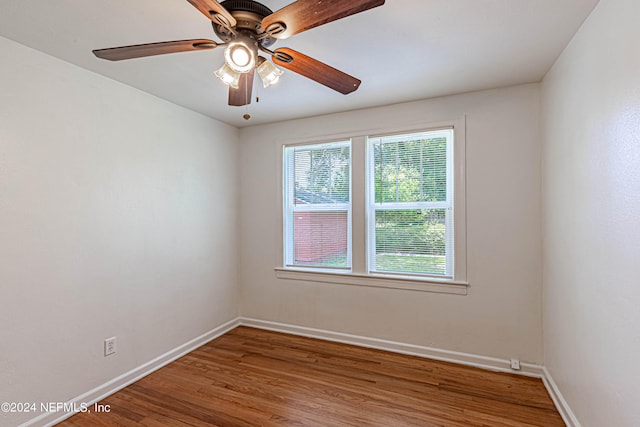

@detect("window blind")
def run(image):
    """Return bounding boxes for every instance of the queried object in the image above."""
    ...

[368,129,453,277]
[284,141,351,269]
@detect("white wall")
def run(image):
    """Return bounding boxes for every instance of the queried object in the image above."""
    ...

[14,3,640,420]
[541,0,640,425]
[239,84,543,362]
[0,36,239,426]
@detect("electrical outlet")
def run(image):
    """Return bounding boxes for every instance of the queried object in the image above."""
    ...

[104,337,116,356]
[510,358,521,370]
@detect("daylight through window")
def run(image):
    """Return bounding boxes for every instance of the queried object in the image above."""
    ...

[367,129,454,277]
[283,141,351,270]
[283,127,461,284]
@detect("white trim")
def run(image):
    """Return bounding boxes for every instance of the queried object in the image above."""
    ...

[366,128,456,278]
[541,367,581,427]
[19,318,240,427]
[17,317,577,427]
[452,117,467,282]
[283,140,353,270]
[369,201,451,209]
[274,119,462,147]
[274,267,469,295]
[239,317,543,377]
[369,127,454,141]
[277,118,468,284]
[239,317,581,424]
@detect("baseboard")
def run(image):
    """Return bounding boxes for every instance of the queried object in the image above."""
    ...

[541,367,581,427]
[239,318,584,426]
[19,316,578,427]
[239,317,545,377]
[19,318,240,427]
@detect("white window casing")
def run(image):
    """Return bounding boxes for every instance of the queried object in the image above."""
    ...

[278,119,467,294]
[366,129,454,279]
[283,141,352,271]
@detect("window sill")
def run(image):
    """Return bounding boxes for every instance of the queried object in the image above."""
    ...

[274,268,468,295]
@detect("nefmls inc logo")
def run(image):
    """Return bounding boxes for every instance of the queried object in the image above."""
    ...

[41,402,89,413]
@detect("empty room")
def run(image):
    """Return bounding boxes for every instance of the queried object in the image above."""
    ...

[1,0,638,426]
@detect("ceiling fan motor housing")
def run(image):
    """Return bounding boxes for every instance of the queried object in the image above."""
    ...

[213,0,277,47]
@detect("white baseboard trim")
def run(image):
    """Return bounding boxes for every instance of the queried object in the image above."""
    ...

[541,367,581,427]
[238,317,545,377]
[19,318,240,427]
[240,318,582,426]
[19,316,578,427]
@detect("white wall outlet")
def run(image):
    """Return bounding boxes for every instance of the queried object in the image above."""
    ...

[510,358,521,370]
[104,337,116,356]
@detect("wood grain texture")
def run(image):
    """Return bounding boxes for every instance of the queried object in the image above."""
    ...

[228,69,254,106]
[263,0,386,39]
[185,0,237,26]
[273,48,361,94]
[58,326,564,426]
[93,39,217,61]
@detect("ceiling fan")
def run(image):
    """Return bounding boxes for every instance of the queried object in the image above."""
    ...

[93,0,385,109]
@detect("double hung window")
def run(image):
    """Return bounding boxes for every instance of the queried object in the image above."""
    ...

[282,126,464,290]
[283,141,351,270]
[367,130,454,278]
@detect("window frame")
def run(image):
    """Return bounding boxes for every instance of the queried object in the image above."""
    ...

[282,140,353,272]
[276,119,467,295]
[366,128,455,279]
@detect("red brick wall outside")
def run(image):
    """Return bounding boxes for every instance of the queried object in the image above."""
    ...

[294,211,348,263]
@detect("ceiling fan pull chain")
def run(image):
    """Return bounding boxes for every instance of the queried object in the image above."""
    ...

[92,0,380,113]
[254,76,260,103]
[243,75,251,120]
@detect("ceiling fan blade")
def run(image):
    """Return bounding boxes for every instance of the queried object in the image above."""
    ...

[185,0,237,26]
[93,39,218,61]
[228,69,255,106]
[262,0,384,39]
[272,48,361,94]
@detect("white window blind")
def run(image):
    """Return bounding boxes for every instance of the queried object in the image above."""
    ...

[283,141,351,270]
[367,129,454,277]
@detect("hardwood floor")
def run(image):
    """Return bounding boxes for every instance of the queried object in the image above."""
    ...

[59,326,564,426]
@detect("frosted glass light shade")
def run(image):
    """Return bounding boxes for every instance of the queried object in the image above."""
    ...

[257,58,284,88]
[214,63,240,89]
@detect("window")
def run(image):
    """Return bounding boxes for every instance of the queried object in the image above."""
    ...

[280,123,466,293]
[283,141,351,270]
[367,130,454,278]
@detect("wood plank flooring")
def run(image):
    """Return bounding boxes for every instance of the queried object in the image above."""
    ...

[59,326,564,426]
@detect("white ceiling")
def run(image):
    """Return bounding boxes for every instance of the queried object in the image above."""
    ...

[0,0,599,127]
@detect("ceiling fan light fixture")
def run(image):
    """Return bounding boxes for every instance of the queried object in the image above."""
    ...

[231,47,250,67]
[92,0,384,109]
[224,35,257,73]
[214,63,241,89]
[257,57,284,88]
